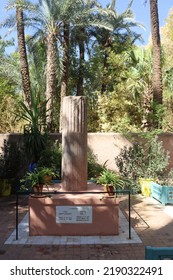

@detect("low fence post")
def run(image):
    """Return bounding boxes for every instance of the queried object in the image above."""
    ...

[16,192,19,240]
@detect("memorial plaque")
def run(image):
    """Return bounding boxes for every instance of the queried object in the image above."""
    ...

[56,206,92,223]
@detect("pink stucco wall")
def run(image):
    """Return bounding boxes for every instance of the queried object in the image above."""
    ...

[1,132,173,171]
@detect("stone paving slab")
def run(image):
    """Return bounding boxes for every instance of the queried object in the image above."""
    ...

[5,210,142,245]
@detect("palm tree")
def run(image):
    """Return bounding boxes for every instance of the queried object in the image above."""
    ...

[27,0,94,131]
[59,22,69,132]
[53,0,113,130]
[60,0,117,101]
[92,0,143,94]
[27,38,47,97]
[2,0,31,107]
[74,0,100,96]
[127,48,153,131]
[149,0,163,127]
[16,3,31,107]
[26,0,61,131]
[1,0,59,129]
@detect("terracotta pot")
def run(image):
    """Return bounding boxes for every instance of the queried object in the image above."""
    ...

[104,184,115,196]
[33,184,44,193]
[44,175,52,184]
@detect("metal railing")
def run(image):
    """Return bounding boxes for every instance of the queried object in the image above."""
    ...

[15,190,131,241]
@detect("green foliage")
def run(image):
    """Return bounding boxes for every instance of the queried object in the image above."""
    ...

[0,94,23,133]
[115,136,170,193]
[0,140,25,179]
[17,89,49,161]
[0,51,21,94]
[20,166,57,191]
[97,169,118,186]
[2,1,173,133]
[158,169,173,186]
[37,141,62,177]
[115,142,145,181]
[95,49,144,132]
[20,170,44,190]
[0,38,22,132]
[96,168,132,191]
[144,137,170,178]
[87,151,106,179]
[115,136,170,180]
[23,124,49,162]
[119,176,140,194]
[161,8,173,69]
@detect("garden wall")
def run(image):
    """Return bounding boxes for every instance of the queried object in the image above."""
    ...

[1,132,173,171]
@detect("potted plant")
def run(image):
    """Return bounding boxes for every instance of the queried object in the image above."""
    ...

[20,167,57,194]
[139,137,170,196]
[115,137,170,197]
[96,169,118,196]
[40,167,58,184]
[150,169,173,205]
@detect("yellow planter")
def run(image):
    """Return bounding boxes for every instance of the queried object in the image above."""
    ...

[0,179,12,196]
[139,178,154,197]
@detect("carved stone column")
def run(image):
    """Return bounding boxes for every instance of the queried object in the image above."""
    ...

[62,96,87,191]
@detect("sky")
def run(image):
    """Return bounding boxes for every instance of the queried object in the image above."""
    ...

[0,0,173,53]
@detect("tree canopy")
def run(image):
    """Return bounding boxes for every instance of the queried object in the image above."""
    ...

[0,0,173,133]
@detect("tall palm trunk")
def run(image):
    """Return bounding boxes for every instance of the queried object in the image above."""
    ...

[150,0,163,126]
[46,32,57,132]
[16,7,31,107]
[77,28,85,96]
[101,35,112,95]
[101,0,115,94]
[101,49,109,95]
[59,23,69,132]
[141,85,152,131]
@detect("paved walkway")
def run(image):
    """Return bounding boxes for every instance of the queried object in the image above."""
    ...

[0,194,173,260]
[5,210,141,245]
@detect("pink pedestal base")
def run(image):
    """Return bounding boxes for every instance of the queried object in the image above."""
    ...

[29,183,119,236]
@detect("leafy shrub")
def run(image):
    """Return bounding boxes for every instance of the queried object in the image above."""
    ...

[144,137,170,178]
[115,136,170,181]
[0,140,25,179]
[87,151,106,180]
[37,141,62,178]
[158,169,173,186]
[115,142,145,181]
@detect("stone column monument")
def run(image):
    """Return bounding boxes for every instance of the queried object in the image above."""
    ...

[62,96,87,191]
[29,96,119,236]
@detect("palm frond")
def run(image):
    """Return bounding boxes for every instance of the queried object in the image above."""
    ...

[0,15,16,29]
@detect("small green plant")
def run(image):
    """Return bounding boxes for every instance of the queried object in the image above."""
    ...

[115,136,170,180]
[97,169,118,186]
[20,167,58,191]
[20,171,44,190]
[97,169,131,190]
